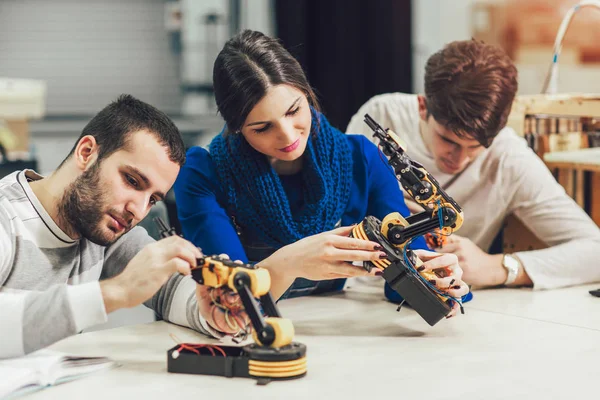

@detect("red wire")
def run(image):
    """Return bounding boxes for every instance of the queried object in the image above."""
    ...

[177,343,199,355]
[177,343,227,357]
[208,345,226,357]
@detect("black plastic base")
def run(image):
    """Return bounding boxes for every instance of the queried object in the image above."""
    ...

[244,342,306,362]
[382,260,451,326]
[168,345,250,378]
[167,342,307,381]
[359,216,451,326]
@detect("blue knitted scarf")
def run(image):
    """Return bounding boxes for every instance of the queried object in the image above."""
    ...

[209,110,353,248]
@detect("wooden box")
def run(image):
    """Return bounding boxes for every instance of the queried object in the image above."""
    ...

[0,78,46,156]
[503,93,600,251]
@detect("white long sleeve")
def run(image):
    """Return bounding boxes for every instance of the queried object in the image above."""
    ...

[347,93,600,289]
[500,137,600,289]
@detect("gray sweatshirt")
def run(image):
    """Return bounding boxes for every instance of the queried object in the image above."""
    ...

[0,170,218,359]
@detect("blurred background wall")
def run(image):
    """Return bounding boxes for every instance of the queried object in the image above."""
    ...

[0,0,182,115]
[1,0,599,329]
[5,0,599,174]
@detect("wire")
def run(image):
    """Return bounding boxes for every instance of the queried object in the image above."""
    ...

[175,343,227,357]
[541,1,600,94]
[208,287,248,335]
[375,136,463,312]
[437,199,443,230]
[377,143,398,178]
[402,236,464,313]
[169,334,227,358]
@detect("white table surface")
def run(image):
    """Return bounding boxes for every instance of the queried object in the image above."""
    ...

[22,281,600,400]
[467,283,600,330]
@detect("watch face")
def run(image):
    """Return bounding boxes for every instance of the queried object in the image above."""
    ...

[504,255,519,270]
[503,254,520,285]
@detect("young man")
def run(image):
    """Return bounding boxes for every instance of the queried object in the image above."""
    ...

[347,40,600,290]
[0,95,249,359]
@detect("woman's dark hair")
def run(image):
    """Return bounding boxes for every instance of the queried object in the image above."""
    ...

[213,30,320,133]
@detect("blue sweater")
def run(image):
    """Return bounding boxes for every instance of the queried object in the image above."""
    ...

[174,134,429,299]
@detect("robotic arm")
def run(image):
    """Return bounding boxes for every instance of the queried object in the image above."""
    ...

[364,114,463,244]
[155,218,306,382]
[351,114,466,326]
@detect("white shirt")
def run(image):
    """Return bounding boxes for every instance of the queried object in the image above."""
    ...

[347,93,600,289]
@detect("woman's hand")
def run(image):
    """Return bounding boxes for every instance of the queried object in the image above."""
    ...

[258,225,386,298]
[413,249,470,318]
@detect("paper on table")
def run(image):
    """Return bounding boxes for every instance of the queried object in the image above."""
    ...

[0,350,116,399]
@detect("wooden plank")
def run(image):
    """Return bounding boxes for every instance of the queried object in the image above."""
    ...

[507,93,600,137]
[575,168,585,208]
[557,168,574,197]
[543,147,600,165]
[592,172,600,226]
[3,119,29,152]
[545,161,600,173]
[502,214,546,253]
[512,94,600,117]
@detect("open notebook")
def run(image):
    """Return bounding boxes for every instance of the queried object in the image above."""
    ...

[0,350,117,399]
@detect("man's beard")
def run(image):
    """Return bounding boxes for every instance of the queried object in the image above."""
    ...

[58,163,132,246]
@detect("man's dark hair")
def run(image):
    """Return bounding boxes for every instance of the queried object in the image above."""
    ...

[61,94,185,167]
[424,39,518,147]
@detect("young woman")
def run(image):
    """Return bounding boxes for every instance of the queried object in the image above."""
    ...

[174,30,468,316]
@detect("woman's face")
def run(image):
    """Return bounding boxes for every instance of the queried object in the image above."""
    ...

[239,84,312,162]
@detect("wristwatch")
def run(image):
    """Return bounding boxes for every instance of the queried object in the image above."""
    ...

[502,254,521,286]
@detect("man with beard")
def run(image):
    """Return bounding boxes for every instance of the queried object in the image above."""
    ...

[0,94,249,358]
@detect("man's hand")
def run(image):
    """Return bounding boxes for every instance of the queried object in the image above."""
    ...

[100,236,201,313]
[433,235,506,287]
[192,254,251,335]
[196,285,251,335]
